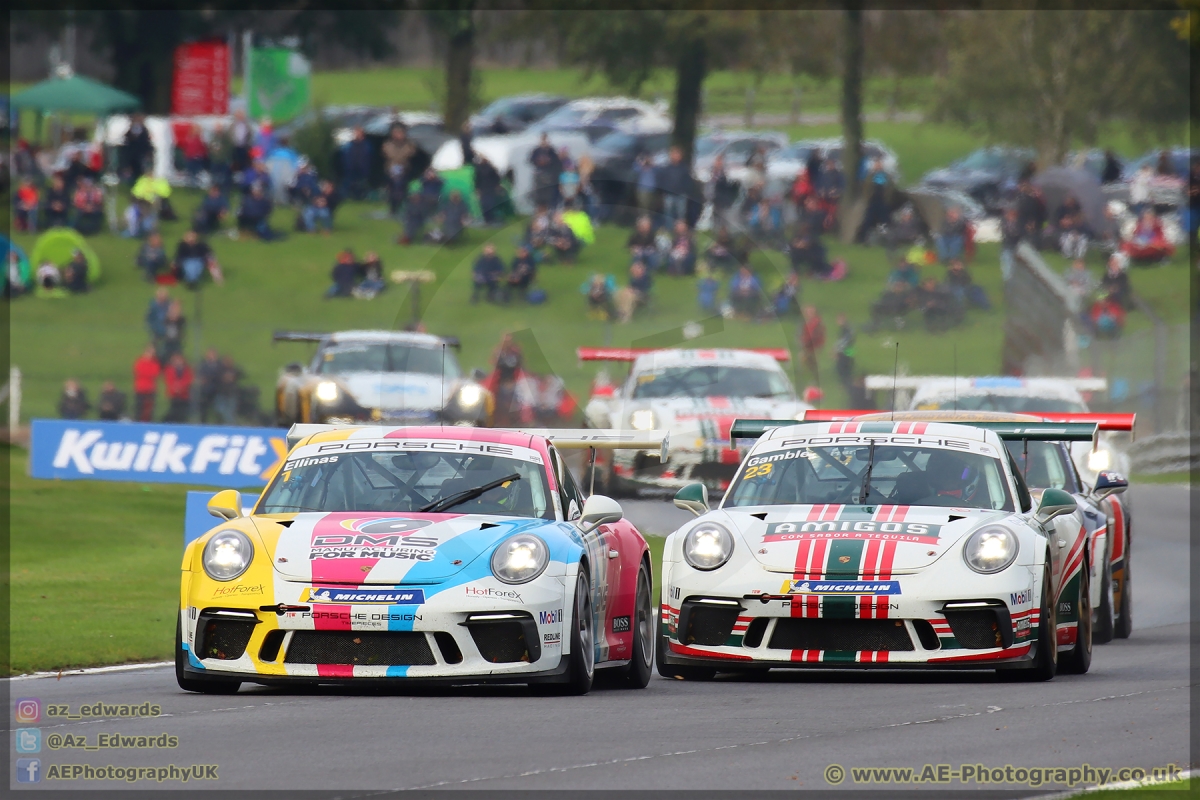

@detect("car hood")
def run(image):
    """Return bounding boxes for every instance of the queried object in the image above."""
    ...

[335,372,447,412]
[602,396,808,449]
[255,512,553,584]
[715,505,1010,574]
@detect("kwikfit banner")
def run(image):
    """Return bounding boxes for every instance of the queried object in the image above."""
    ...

[30,419,287,488]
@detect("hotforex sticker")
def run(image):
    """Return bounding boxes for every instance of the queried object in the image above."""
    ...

[781,579,902,596]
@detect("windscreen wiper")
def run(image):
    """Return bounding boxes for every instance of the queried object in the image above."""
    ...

[858,440,877,505]
[420,473,521,514]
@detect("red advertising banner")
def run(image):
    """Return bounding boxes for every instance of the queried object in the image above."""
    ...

[171,41,230,116]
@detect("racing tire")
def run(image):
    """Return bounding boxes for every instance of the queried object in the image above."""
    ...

[537,572,595,696]
[1007,562,1057,682]
[1114,526,1133,639]
[655,620,716,682]
[1093,549,1115,645]
[1060,561,1092,675]
[175,616,241,695]
[615,564,653,689]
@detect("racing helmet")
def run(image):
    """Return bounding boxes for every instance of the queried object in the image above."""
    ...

[924,451,981,502]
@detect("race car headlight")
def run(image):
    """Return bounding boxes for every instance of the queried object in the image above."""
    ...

[491,534,549,584]
[202,530,254,582]
[683,523,734,571]
[457,384,483,408]
[630,409,656,431]
[1087,448,1111,472]
[962,526,1018,574]
[315,381,340,403]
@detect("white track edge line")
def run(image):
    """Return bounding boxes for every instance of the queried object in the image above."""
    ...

[5,662,173,681]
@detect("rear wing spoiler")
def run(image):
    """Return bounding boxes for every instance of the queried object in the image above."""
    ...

[577,347,790,362]
[284,425,670,460]
[862,375,1108,391]
[274,331,462,348]
[802,409,1135,433]
[729,418,1101,449]
[524,429,670,462]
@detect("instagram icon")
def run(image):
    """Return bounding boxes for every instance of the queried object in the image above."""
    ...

[14,699,40,724]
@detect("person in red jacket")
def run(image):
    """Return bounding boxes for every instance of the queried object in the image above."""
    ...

[133,344,161,421]
[162,352,194,423]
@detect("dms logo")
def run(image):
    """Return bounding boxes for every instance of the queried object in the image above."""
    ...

[538,609,563,625]
[1010,589,1032,606]
[313,519,436,548]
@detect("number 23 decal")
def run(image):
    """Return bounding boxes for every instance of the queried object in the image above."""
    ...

[743,462,774,480]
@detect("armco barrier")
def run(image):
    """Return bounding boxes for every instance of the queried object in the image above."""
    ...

[1127,432,1197,475]
[30,419,288,487]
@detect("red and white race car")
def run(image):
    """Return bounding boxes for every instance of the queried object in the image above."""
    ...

[581,347,811,495]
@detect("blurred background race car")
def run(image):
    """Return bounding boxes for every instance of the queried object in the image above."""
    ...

[274,329,491,426]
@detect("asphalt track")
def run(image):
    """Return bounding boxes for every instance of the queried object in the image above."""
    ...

[5,485,1190,794]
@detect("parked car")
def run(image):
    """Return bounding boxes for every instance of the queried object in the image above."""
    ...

[470,94,568,136]
[764,138,899,198]
[589,129,674,215]
[659,131,788,183]
[919,147,1036,214]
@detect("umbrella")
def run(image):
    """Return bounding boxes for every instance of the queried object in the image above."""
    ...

[1,235,32,291]
[11,75,140,116]
[1034,167,1113,238]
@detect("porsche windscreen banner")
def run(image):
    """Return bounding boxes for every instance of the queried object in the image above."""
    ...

[30,419,288,488]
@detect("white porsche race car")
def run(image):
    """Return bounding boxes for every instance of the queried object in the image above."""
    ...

[658,418,1116,680]
[581,348,811,495]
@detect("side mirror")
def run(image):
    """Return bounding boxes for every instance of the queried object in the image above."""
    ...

[674,482,709,517]
[471,368,487,382]
[1034,487,1077,524]
[578,494,623,533]
[208,489,245,521]
[1091,471,1129,501]
[284,361,305,375]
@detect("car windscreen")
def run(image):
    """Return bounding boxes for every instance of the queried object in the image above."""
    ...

[316,343,460,377]
[919,395,1087,413]
[630,366,792,400]
[726,443,1013,511]
[259,450,553,518]
[1004,440,1080,494]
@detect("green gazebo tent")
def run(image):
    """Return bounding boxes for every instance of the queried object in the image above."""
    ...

[11,74,140,116]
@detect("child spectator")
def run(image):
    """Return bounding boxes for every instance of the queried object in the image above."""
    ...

[559,150,580,207]
[400,191,425,244]
[123,199,156,239]
[72,178,105,235]
[945,259,990,310]
[935,206,967,263]
[547,211,580,262]
[1054,193,1090,259]
[771,271,801,317]
[471,243,505,304]
[704,226,742,273]
[504,245,537,302]
[96,380,127,420]
[162,352,194,422]
[173,230,221,287]
[36,261,64,294]
[58,379,91,419]
[355,252,387,299]
[728,265,764,319]
[303,194,334,235]
[1089,291,1126,339]
[667,220,696,276]
[1100,254,1134,310]
[697,271,721,314]
[133,345,161,421]
[615,262,653,323]
[159,300,187,364]
[63,250,89,294]
[193,185,228,235]
[582,274,616,320]
[15,178,39,232]
[428,189,469,244]
[420,168,445,217]
[327,249,360,299]
[525,205,553,251]
[137,232,169,282]
[43,175,70,228]
[627,215,659,271]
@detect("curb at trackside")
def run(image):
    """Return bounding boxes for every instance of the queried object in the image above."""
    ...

[1025,768,1193,799]
[5,661,173,681]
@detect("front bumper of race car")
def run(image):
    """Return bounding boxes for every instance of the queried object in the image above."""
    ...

[612,443,745,494]
[660,557,1045,669]
[179,573,576,685]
